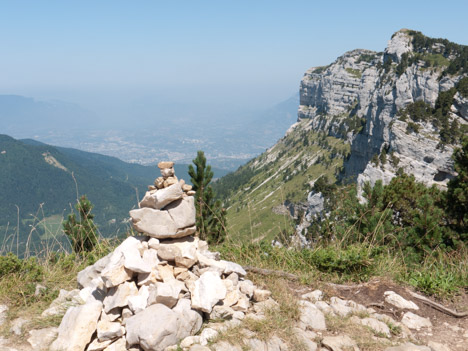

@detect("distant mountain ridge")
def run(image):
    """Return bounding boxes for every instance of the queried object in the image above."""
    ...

[0,95,95,135]
[0,135,228,253]
[0,93,299,170]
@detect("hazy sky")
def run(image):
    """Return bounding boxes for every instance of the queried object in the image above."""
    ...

[1,0,467,114]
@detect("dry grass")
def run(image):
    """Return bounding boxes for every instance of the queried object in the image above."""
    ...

[324,314,396,351]
[213,276,310,350]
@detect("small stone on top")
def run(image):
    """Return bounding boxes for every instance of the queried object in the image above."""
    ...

[158,161,174,169]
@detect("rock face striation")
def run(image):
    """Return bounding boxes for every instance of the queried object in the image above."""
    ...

[299,29,467,193]
[50,163,268,351]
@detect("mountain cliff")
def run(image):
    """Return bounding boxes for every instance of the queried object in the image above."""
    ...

[215,29,468,242]
[299,29,467,190]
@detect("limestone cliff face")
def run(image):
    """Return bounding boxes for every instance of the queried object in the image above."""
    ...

[298,29,467,192]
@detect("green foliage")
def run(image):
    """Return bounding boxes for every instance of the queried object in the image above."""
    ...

[398,100,433,122]
[311,173,460,263]
[446,136,468,239]
[312,175,336,198]
[217,241,378,282]
[0,134,164,255]
[407,249,468,297]
[407,30,468,76]
[458,77,468,98]
[383,56,393,72]
[189,151,227,244]
[212,164,258,200]
[62,195,98,253]
[0,252,43,280]
[379,149,387,165]
[396,80,467,145]
[311,65,329,74]
[305,245,376,278]
[356,54,376,63]
[406,122,420,134]
[395,52,409,76]
[345,68,362,79]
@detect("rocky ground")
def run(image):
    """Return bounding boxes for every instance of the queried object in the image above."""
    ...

[1,163,466,351]
[1,276,466,351]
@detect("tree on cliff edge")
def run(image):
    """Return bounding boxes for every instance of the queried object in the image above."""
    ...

[188,151,227,244]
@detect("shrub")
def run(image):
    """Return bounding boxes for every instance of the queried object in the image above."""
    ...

[63,195,99,254]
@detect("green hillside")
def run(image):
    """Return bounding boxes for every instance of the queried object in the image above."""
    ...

[213,119,350,242]
[1,135,227,254]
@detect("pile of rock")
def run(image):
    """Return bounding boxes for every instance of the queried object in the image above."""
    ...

[50,163,271,351]
[131,162,196,239]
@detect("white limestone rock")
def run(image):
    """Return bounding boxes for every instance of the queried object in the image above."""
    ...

[329,297,354,317]
[199,328,219,346]
[148,281,181,308]
[239,280,255,298]
[223,288,242,307]
[51,300,102,351]
[157,237,198,268]
[212,341,243,351]
[101,308,121,322]
[77,254,110,289]
[315,300,334,315]
[253,289,271,302]
[27,327,58,351]
[190,271,227,313]
[0,305,8,326]
[293,328,318,351]
[166,196,196,229]
[101,252,133,289]
[384,343,431,351]
[157,263,175,282]
[298,300,326,331]
[103,337,127,351]
[41,289,83,317]
[427,341,452,351]
[197,252,246,277]
[97,320,125,342]
[86,337,114,351]
[360,317,391,337]
[173,298,203,340]
[401,312,432,330]
[180,336,201,349]
[302,290,323,302]
[103,281,139,313]
[10,317,28,335]
[148,238,160,249]
[126,304,180,351]
[139,183,183,210]
[321,335,359,351]
[233,296,251,312]
[128,285,150,314]
[130,208,178,238]
[384,291,419,310]
[123,247,151,274]
[209,305,235,320]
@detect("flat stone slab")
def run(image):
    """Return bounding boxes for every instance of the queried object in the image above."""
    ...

[384,291,419,310]
[401,312,432,330]
[51,300,102,351]
[139,183,183,210]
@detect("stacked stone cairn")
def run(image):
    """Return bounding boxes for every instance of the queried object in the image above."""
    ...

[51,162,272,351]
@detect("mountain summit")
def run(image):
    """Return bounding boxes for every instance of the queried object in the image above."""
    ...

[299,28,467,189]
[215,30,467,241]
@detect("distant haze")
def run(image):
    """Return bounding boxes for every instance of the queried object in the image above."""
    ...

[1,1,467,168]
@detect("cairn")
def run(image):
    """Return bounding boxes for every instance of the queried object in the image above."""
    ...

[50,162,271,351]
